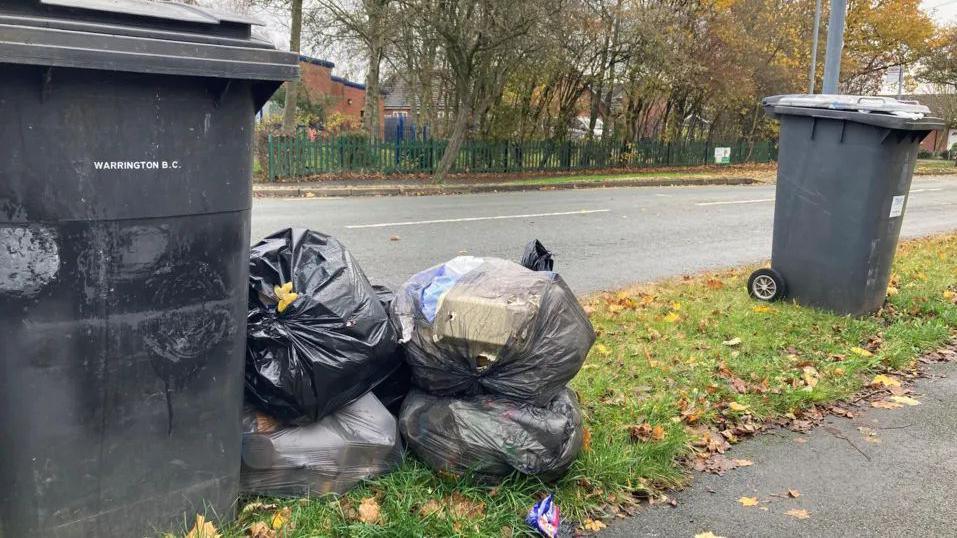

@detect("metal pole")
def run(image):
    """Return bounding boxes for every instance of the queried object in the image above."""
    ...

[896,63,904,99]
[809,0,822,94]
[821,0,847,94]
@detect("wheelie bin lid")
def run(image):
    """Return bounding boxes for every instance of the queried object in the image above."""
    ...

[763,94,945,131]
[0,0,299,88]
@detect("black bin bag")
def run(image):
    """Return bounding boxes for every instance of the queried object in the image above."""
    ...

[246,228,399,423]
[393,257,594,406]
[241,392,402,497]
[399,388,584,482]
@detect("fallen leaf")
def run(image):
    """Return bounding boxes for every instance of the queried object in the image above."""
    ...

[737,496,759,507]
[871,400,903,409]
[722,337,742,347]
[889,395,920,406]
[304,191,316,198]
[629,423,653,442]
[728,402,750,413]
[705,278,724,290]
[357,497,382,525]
[389,235,400,241]
[785,508,811,519]
[582,518,607,531]
[733,459,754,467]
[870,374,901,388]
[247,522,275,538]
[240,502,278,517]
[945,290,956,301]
[581,427,592,453]
[886,286,899,297]
[270,507,291,530]
[850,347,874,357]
[751,305,772,313]
[594,343,610,356]
[651,424,666,441]
[694,532,727,538]
[418,499,443,518]
[787,489,801,498]
[185,515,221,538]
[449,492,486,519]
[663,311,681,323]
[802,366,819,388]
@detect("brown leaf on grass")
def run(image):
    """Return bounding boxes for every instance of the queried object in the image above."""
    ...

[705,277,724,290]
[418,499,444,518]
[651,424,666,441]
[581,426,592,452]
[247,522,275,538]
[787,489,801,498]
[629,423,653,442]
[449,492,486,519]
[728,377,748,394]
[737,496,759,507]
[357,497,382,525]
[785,508,811,519]
[185,515,221,538]
[801,366,819,388]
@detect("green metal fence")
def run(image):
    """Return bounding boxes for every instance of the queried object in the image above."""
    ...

[266,134,777,180]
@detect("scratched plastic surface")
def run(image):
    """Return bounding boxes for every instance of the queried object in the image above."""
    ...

[0,11,295,533]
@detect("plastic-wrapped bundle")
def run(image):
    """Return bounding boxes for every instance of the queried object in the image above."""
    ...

[399,388,584,482]
[393,257,594,406]
[241,393,402,497]
[246,228,399,423]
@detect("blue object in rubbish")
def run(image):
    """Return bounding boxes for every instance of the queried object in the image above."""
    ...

[418,257,483,322]
[526,494,560,538]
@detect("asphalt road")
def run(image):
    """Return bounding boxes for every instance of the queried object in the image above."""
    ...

[252,175,957,294]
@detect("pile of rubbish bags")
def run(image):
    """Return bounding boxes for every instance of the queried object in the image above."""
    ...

[242,229,404,496]
[241,231,594,496]
[395,255,594,481]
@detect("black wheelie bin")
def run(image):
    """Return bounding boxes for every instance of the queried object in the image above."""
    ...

[0,1,298,536]
[748,94,944,315]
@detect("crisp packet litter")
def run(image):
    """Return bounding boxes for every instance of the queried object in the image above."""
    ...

[525,494,560,537]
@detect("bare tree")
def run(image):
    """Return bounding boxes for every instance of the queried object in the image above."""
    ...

[280,0,304,133]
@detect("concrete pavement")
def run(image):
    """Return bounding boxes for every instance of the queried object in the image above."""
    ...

[251,175,957,294]
[603,357,957,538]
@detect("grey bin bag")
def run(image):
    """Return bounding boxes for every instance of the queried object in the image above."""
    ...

[240,393,402,497]
[393,257,595,406]
[399,387,584,482]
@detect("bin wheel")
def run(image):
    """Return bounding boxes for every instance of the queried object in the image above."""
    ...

[748,268,786,302]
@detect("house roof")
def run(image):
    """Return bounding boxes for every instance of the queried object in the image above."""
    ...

[331,75,366,90]
[299,54,335,69]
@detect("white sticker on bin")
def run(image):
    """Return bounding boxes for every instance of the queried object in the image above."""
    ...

[889,195,906,218]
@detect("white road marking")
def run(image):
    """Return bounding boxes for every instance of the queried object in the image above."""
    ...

[346,209,610,229]
[696,187,945,207]
[696,198,774,207]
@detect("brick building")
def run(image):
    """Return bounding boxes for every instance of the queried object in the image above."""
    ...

[298,55,384,135]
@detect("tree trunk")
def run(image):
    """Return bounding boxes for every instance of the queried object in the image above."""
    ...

[280,0,303,134]
[432,99,471,184]
[362,0,387,142]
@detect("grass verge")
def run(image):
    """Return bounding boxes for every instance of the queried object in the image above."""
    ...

[915,159,957,175]
[214,234,957,538]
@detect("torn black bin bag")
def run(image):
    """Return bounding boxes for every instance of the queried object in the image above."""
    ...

[246,228,399,423]
[520,239,554,271]
[399,387,584,482]
[394,257,594,406]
